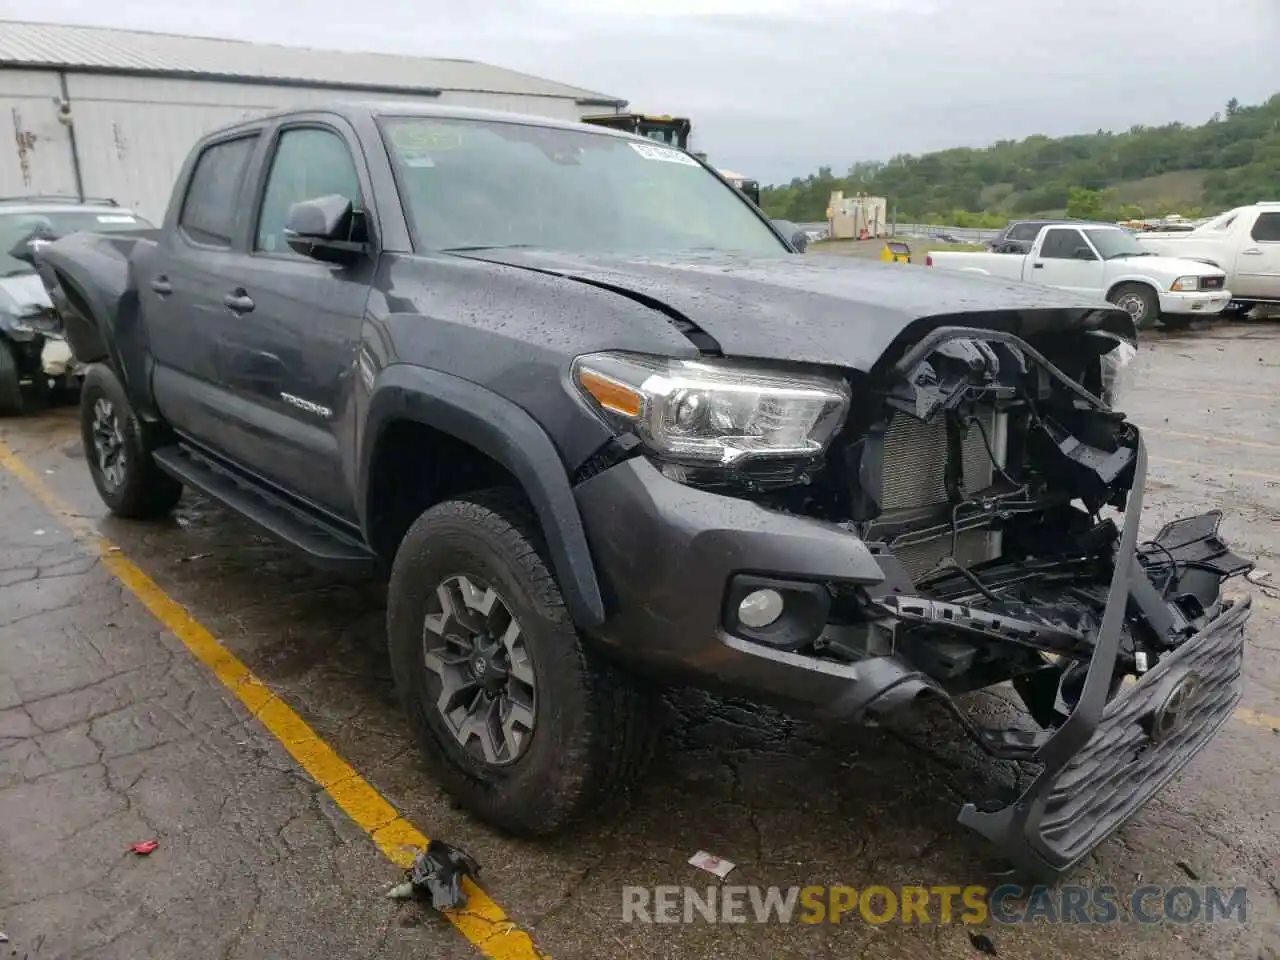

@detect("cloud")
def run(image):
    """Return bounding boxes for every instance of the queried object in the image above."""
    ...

[4,0,1277,183]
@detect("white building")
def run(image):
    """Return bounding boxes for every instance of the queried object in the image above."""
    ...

[0,20,627,221]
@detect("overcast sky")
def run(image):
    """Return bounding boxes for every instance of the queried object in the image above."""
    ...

[7,0,1280,183]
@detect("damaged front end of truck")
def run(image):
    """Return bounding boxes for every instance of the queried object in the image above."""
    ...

[792,320,1252,879]
[576,303,1254,880]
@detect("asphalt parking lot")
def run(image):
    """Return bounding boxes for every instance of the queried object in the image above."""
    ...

[2,322,1278,960]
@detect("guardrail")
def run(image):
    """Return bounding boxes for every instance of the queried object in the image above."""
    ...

[796,221,1001,244]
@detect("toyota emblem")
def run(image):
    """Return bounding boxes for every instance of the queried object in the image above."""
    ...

[1150,673,1202,743]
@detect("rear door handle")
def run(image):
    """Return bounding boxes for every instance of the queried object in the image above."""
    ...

[1241,249,1264,256]
[149,277,172,295]
[223,290,255,314]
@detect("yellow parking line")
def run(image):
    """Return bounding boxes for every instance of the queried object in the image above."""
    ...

[1152,455,1280,485]
[0,440,545,960]
[1235,708,1280,733]
[1147,428,1280,453]
[1143,384,1274,402]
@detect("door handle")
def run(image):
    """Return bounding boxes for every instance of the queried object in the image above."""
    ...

[223,291,255,314]
[1032,262,1044,269]
[1241,249,1264,256]
[149,277,172,295]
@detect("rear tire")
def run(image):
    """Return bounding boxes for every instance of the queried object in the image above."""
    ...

[79,364,183,518]
[1107,282,1160,330]
[387,490,660,837]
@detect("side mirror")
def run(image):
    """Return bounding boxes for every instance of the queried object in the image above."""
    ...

[283,195,366,265]
[7,229,58,267]
[772,219,809,253]
[1072,246,1096,261]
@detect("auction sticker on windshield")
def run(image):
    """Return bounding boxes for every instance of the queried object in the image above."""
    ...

[630,142,699,166]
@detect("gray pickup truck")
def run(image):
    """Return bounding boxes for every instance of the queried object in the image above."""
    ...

[35,102,1253,881]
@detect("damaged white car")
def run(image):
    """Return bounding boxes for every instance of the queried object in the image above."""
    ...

[0,198,154,415]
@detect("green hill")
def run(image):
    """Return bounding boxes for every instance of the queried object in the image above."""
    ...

[761,95,1280,226]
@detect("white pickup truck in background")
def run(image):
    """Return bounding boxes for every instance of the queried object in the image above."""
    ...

[1135,202,1280,317]
[926,223,1230,329]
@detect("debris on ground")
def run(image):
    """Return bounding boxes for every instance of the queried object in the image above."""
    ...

[968,931,998,956]
[386,839,481,911]
[1175,859,1200,881]
[178,553,212,563]
[1247,569,1271,583]
[128,840,159,856]
[0,931,8,943]
[687,850,736,879]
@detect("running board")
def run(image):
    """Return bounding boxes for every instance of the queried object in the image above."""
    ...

[152,445,379,575]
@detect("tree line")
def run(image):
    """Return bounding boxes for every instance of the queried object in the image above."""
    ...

[760,95,1280,226]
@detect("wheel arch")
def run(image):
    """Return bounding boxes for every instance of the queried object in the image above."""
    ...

[359,364,607,629]
[1104,277,1161,303]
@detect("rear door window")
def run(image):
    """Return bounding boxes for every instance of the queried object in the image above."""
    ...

[1010,223,1042,242]
[179,135,258,247]
[1250,212,1280,242]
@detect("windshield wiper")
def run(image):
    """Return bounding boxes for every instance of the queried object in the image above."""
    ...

[1,268,36,278]
[1109,251,1155,259]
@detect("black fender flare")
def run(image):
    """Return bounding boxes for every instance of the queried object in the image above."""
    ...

[360,364,607,629]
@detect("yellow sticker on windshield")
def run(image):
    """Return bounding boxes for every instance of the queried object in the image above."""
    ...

[391,124,463,152]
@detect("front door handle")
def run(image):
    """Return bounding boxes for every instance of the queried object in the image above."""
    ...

[1241,248,1264,256]
[1032,262,1045,269]
[149,277,172,295]
[223,290,255,314]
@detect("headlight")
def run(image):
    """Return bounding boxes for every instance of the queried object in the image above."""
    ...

[1098,338,1138,408]
[572,352,850,465]
[1170,276,1200,292]
[0,316,37,341]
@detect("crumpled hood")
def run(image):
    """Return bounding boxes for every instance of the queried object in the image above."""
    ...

[0,272,52,317]
[452,249,1123,371]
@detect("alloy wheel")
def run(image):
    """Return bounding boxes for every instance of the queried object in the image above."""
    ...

[90,397,127,490]
[422,574,537,766]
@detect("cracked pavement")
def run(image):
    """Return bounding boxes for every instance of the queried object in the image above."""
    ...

[2,322,1279,959]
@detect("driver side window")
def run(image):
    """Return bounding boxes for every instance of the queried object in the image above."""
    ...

[255,127,361,254]
[1040,228,1087,259]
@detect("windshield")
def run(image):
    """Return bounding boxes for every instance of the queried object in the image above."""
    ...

[0,209,152,276]
[1083,228,1150,259]
[379,117,786,257]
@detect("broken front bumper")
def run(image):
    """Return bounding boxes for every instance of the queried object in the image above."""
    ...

[959,437,1251,879]
[960,595,1248,880]
[576,434,1250,878]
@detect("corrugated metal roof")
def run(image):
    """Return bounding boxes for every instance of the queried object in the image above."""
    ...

[0,20,625,103]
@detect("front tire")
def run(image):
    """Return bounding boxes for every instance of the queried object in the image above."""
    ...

[1108,282,1160,330]
[0,341,28,416]
[388,491,659,837]
[79,364,183,518]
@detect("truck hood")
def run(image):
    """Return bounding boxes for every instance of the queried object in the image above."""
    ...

[1108,253,1225,277]
[452,249,1126,371]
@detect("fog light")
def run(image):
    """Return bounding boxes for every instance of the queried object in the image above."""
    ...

[738,589,784,628]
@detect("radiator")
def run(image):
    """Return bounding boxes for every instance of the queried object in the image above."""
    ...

[880,408,1007,579]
